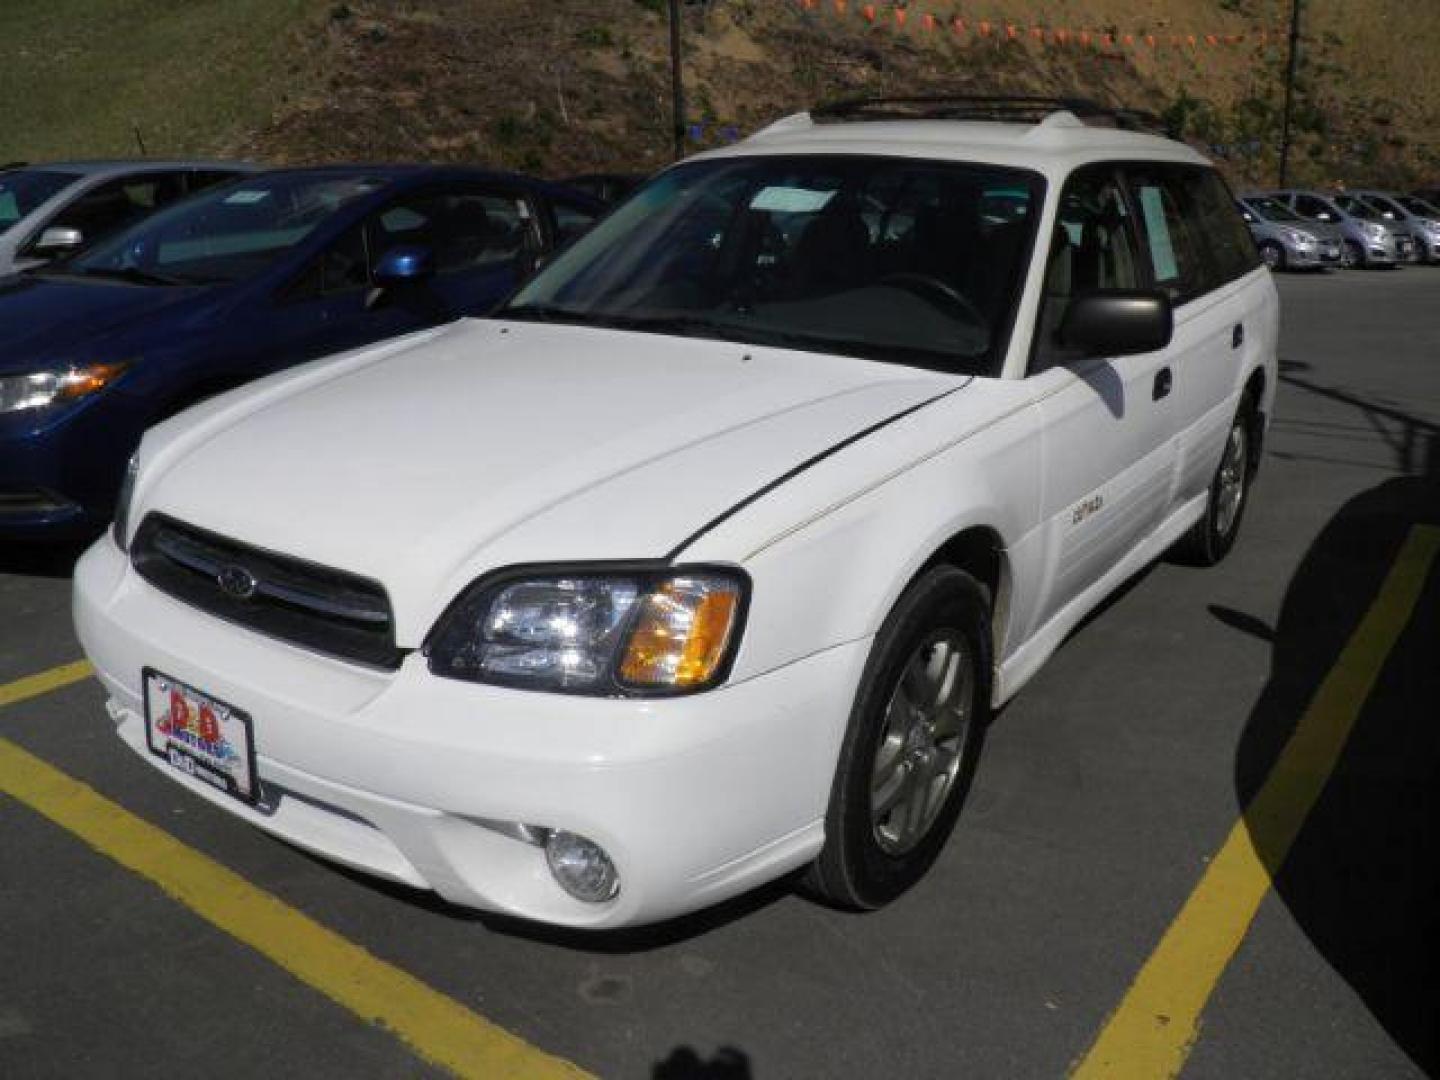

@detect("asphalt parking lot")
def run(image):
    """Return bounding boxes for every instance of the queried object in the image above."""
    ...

[2,267,1437,1080]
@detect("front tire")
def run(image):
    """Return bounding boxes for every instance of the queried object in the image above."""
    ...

[1342,239,1364,268]
[1259,240,1285,271]
[1174,395,1258,566]
[806,566,991,910]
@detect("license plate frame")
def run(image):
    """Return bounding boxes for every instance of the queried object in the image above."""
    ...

[142,668,260,806]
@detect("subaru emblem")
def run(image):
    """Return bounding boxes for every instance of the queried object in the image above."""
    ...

[217,564,258,601]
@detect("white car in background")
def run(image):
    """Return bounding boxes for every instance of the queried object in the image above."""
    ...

[0,160,255,274]
[75,97,1278,929]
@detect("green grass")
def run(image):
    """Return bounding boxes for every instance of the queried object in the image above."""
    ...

[0,0,325,162]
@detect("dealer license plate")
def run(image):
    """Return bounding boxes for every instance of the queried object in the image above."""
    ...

[143,669,260,805]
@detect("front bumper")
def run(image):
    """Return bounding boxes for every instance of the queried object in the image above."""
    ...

[1284,240,1340,267]
[0,398,132,540]
[73,537,867,929]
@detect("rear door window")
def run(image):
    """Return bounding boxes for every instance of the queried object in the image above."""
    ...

[369,188,538,274]
[1124,167,1210,303]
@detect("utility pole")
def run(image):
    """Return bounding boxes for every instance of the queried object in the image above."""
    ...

[669,0,685,161]
[1278,0,1303,186]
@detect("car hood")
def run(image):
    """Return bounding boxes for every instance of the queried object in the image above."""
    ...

[0,274,215,367]
[141,318,963,642]
[1295,221,1344,241]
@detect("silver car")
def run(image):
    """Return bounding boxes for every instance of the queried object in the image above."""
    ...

[1266,189,1403,268]
[1236,194,1342,270]
[0,160,257,275]
[1349,190,1440,264]
[1332,192,1421,264]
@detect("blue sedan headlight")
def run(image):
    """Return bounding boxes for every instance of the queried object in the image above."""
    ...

[0,362,127,414]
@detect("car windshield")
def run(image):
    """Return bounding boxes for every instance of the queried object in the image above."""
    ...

[0,169,81,234]
[1359,195,1406,219]
[501,156,1044,374]
[1244,196,1303,223]
[1396,195,1440,217]
[63,173,388,285]
[1334,195,1382,221]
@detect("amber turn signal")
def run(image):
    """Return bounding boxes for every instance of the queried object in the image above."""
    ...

[619,575,743,689]
[57,362,128,402]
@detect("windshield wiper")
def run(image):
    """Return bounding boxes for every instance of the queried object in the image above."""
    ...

[499,304,611,326]
[74,265,189,287]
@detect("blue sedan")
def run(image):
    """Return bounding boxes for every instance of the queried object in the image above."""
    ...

[0,165,602,540]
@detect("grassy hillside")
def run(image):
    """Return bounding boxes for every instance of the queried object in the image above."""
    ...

[3,0,1438,188]
[0,0,324,162]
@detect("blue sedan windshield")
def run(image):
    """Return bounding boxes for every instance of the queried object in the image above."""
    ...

[67,173,388,285]
[0,169,82,234]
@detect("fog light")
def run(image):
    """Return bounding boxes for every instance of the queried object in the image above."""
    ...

[545,830,619,903]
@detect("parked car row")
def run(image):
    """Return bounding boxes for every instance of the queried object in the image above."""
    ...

[1,161,604,541]
[1236,187,1440,270]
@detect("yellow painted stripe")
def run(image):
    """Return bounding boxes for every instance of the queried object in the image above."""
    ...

[0,679,588,1079]
[0,659,93,709]
[1073,524,1440,1079]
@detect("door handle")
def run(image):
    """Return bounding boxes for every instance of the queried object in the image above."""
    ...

[1232,323,1245,349]
[1153,367,1173,401]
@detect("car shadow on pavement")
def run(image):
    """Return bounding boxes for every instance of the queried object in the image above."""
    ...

[0,538,93,579]
[1220,375,1439,1074]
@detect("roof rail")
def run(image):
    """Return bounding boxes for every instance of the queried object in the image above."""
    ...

[810,95,1173,137]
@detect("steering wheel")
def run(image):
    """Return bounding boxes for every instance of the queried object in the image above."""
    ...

[878,273,985,325]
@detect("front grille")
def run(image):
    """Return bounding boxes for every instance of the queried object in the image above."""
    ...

[132,513,403,669]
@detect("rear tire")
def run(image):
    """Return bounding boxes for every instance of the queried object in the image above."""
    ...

[1174,394,1259,566]
[805,566,991,910]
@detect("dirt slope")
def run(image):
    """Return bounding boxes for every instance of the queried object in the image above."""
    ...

[9,1,1438,188]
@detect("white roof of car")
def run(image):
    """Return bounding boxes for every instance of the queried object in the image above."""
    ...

[706,110,1211,175]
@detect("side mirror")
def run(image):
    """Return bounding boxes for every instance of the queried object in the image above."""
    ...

[1058,290,1173,358]
[373,245,435,286]
[34,226,84,254]
[367,245,435,309]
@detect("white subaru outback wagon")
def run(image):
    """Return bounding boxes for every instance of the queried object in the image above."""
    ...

[75,97,1277,930]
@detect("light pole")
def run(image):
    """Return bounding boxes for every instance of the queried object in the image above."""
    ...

[669,0,685,161]
[1278,0,1303,186]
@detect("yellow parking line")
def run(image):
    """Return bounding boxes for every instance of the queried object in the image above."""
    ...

[1072,524,1440,1079]
[0,671,588,1080]
[0,658,92,708]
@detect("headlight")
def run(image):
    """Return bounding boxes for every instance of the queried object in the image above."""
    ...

[427,566,748,695]
[0,362,127,414]
[1362,222,1386,238]
[1282,228,1311,244]
[112,454,139,552]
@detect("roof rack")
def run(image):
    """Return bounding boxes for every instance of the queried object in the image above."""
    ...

[810,95,1173,136]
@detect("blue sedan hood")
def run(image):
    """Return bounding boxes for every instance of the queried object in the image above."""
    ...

[0,274,220,371]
